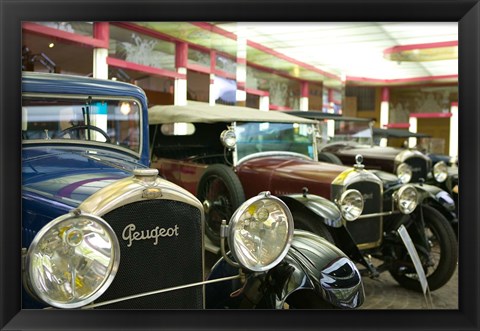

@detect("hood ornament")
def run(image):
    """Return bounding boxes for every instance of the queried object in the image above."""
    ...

[354,154,365,170]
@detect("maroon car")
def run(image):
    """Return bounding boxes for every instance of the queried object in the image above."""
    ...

[149,101,458,292]
[287,111,458,229]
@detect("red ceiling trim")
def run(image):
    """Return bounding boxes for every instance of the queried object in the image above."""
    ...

[347,74,458,84]
[112,22,180,43]
[212,69,236,80]
[384,40,458,55]
[107,57,185,79]
[190,22,239,40]
[410,112,452,118]
[270,104,292,111]
[246,88,269,97]
[186,63,210,74]
[22,22,108,48]
[247,39,341,81]
[190,22,341,82]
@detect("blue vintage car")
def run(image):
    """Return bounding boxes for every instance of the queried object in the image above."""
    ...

[21,72,364,310]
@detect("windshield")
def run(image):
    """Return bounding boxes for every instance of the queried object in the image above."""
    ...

[235,122,316,161]
[22,95,142,154]
[317,119,372,146]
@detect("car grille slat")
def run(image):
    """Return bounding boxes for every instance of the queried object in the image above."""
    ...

[346,181,382,247]
[97,199,203,309]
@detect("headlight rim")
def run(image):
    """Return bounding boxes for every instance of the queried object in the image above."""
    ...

[337,189,364,222]
[433,161,448,183]
[396,184,419,215]
[396,162,413,184]
[227,193,294,272]
[220,128,237,149]
[25,212,120,309]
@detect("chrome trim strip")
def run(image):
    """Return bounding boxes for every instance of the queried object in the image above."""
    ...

[357,211,397,219]
[81,274,242,309]
[77,171,206,305]
[394,149,430,164]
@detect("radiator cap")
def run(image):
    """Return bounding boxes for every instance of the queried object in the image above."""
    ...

[133,168,159,182]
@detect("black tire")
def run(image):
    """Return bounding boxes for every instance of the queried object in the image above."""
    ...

[290,209,335,244]
[388,205,458,291]
[318,152,343,165]
[197,164,246,245]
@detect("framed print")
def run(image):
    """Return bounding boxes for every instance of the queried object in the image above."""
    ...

[1,0,478,330]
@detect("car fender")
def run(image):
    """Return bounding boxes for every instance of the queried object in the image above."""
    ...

[206,230,364,309]
[410,183,457,218]
[279,194,343,228]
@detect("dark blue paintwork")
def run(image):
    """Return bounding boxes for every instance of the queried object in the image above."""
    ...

[22,72,150,166]
[21,72,153,308]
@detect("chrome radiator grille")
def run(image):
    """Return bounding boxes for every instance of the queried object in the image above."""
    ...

[345,181,382,249]
[97,199,204,309]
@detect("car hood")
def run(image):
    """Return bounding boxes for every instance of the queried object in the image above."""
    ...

[325,143,400,161]
[238,154,348,186]
[23,145,144,206]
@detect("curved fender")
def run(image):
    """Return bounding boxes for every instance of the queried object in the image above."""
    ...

[279,194,343,228]
[205,230,364,309]
[410,183,457,218]
[273,230,364,309]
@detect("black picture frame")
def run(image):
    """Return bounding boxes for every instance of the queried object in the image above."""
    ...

[1,0,478,330]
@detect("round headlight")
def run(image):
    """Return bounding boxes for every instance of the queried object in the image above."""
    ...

[396,185,418,214]
[338,189,364,221]
[220,128,236,149]
[396,162,413,184]
[25,213,120,308]
[433,161,448,183]
[227,193,293,272]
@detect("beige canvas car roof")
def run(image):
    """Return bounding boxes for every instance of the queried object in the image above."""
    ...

[148,101,317,125]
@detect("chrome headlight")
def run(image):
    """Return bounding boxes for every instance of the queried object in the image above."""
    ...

[220,128,236,149]
[227,192,294,272]
[337,189,364,221]
[433,161,448,183]
[396,185,418,214]
[396,162,412,184]
[25,212,120,308]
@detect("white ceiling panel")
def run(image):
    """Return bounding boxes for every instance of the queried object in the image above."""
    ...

[214,22,458,82]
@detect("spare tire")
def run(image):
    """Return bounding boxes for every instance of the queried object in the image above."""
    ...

[197,164,246,245]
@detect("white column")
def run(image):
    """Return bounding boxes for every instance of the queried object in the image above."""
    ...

[379,87,390,129]
[174,67,187,106]
[449,103,458,158]
[209,73,216,106]
[93,48,108,79]
[236,23,247,106]
[299,97,309,111]
[408,117,417,148]
[259,95,269,111]
[89,50,108,141]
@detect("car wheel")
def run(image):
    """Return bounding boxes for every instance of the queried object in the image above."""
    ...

[388,205,458,292]
[197,164,245,245]
[290,209,335,244]
[318,152,343,165]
